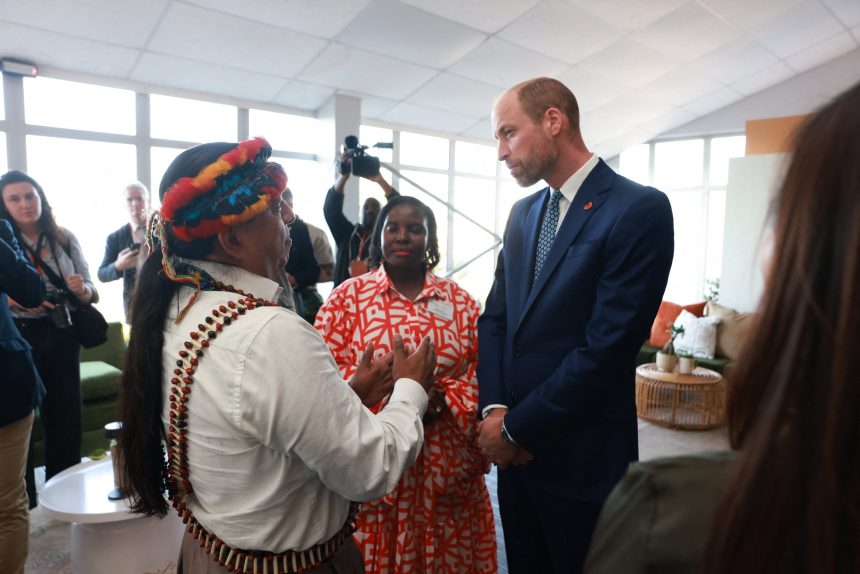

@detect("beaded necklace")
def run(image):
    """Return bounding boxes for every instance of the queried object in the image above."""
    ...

[165,280,358,574]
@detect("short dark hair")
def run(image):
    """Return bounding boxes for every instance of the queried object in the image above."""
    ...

[369,195,440,271]
[515,77,580,131]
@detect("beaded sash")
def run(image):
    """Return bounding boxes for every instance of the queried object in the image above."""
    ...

[165,294,359,574]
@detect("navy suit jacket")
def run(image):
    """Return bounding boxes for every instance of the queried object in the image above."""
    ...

[98,223,136,319]
[0,219,46,427]
[477,159,674,502]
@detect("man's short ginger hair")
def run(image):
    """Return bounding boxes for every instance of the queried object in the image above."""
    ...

[514,77,580,132]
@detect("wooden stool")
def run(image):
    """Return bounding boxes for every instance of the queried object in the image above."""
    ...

[635,363,725,430]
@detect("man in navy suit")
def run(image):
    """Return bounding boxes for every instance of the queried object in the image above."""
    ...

[98,182,149,321]
[0,218,45,573]
[477,77,674,573]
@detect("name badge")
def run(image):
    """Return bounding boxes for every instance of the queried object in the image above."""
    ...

[426,299,454,321]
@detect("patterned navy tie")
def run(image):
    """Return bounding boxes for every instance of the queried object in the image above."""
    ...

[533,188,563,287]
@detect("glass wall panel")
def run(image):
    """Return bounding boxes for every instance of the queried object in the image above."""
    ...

[151,146,190,210]
[398,170,449,273]
[151,95,236,143]
[709,135,746,186]
[0,132,6,173]
[249,109,325,156]
[24,77,135,135]
[26,136,137,322]
[654,139,704,189]
[705,189,726,282]
[619,143,649,185]
[451,251,495,309]
[360,126,394,164]
[452,176,496,273]
[399,132,448,170]
[663,189,706,303]
[455,141,496,176]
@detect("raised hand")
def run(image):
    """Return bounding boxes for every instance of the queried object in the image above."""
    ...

[392,335,436,394]
[349,342,395,407]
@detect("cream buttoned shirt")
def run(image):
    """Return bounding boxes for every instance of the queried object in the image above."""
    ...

[161,260,428,552]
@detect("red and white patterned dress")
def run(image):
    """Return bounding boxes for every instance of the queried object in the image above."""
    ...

[315,266,497,573]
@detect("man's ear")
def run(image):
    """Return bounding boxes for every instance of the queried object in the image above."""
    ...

[544,107,565,136]
[215,227,244,261]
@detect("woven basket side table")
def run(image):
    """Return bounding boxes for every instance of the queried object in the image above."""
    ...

[635,363,725,430]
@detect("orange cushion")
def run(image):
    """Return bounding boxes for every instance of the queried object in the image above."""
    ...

[649,301,706,347]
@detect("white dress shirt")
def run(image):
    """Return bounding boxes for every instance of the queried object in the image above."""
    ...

[161,260,428,552]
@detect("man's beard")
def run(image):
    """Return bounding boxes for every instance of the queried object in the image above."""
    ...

[363,214,377,231]
[513,134,557,187]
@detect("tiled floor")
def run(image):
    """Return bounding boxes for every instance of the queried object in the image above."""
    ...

[26,420,727,574]
[485,420,728,573]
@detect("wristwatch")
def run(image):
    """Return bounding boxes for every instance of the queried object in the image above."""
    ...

[500,419,517,445]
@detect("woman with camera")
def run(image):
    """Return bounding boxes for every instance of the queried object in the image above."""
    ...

[0,170,98,507]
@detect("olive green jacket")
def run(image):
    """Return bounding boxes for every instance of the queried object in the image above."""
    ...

[585,450,736,574]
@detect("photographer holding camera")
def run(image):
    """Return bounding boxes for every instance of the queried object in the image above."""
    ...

[324,136,399,287]
[0,170,98,509]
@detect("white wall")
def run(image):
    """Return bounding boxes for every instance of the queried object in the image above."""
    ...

[720,154,786,312]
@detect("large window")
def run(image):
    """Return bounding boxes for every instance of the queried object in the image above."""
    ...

[3,74,542,313]
[24,77,135,135]
[27,136,137,321]
[619,135,745,304]
[150,95,236,143]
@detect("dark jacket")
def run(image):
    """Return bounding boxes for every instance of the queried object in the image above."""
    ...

[0,219,46,427]
[478,160,674,501]
[97,223,136,320]
[323,187,399,287]
[285,217,320,292]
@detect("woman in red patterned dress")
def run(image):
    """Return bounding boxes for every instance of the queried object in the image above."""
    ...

[316,196,497,573]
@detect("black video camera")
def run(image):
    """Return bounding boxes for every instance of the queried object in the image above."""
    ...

[341,135,389,178]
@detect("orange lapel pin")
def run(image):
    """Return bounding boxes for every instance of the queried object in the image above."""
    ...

[584,202,593,210]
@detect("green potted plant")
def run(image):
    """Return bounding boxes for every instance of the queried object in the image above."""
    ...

[656,324,685,372]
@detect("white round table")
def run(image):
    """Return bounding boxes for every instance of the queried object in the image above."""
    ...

[39,457,184,574]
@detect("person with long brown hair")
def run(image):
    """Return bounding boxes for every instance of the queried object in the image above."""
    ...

[117,137,438,574]
[584,81,860,573]
[0,170,99,508]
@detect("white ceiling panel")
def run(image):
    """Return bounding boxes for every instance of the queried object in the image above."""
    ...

[731,61,795,95]
[593,128,656,158]
[497,1,625,65]
[360,96,400,120]
[396,0,542,34]
[591,94,679,126]
[131,53,287,102]
[181,0,372,39]
[407,73,501,117]
[381,102,479,134]
[577,37,681,87]
[696,39,780,84]
[447,37,570,88]
[0,0,168,48]
[0,22,140,77]
[272,81,335,111]
[580,112,636,145]
[754,1,847,58]
[462,119,495,142]
[569,0,689,32]
[786,32,858,72]
[642,66,726,106]
[632,2,740,61]
[853,26,860,43]
[636,108,698,135]
[681,86,744,115]
[336,0,485,69]
[821,0,860,27]
[554,66,634,112]
[149,3,327,77]
[699,0,805,32]
[297,44,437,99]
